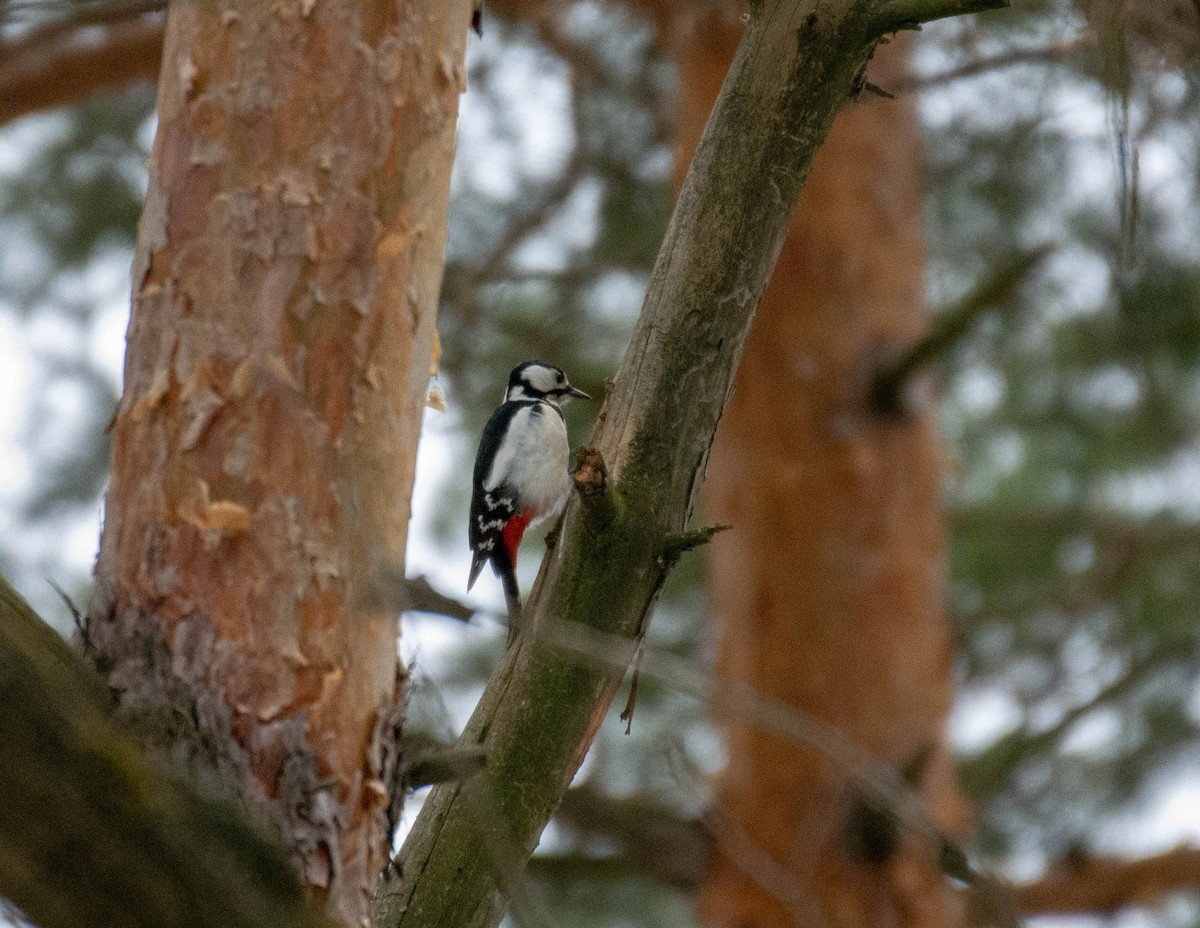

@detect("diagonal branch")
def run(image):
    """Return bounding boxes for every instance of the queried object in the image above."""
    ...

[374,2,1006,927]
[896,37,1093,91]
[871,245,1053,415]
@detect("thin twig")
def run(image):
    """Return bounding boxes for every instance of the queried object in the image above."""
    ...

[871,245,1054,415]
[618,641,644,734]
[535,620,969,871]
[895,37,1093,92]
[357,569,476,622]
[958,646,1175,798]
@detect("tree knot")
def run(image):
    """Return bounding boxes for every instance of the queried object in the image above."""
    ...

[572,447,608,498]
[572,448,621,531]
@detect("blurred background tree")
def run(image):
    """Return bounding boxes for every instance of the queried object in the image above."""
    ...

[2,0,1200,926]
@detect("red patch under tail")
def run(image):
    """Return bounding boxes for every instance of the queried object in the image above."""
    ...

[502,509,536,566]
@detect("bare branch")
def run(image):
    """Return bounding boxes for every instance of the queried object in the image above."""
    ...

[871,246,1053,415]
[359,569,476,622]
[897,37,1093,92]
[0,11,165,127]
[402,743,489,790]
[549,786,709,888]
[1017,846,1200,915]
[872,0,1011,32]
[659,523,731,564]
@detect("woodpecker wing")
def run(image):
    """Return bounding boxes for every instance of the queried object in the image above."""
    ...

[468,403,522,590]
[468,485,517,590]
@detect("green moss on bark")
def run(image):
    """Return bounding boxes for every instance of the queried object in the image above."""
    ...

[0,576,329,928]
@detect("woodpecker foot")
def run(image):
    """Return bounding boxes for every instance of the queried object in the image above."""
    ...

[545,511,566,550]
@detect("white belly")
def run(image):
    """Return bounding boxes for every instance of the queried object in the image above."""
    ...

[485,404,570,523]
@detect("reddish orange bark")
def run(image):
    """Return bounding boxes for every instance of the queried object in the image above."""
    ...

[672,12,965,928]
[87,1,470,923]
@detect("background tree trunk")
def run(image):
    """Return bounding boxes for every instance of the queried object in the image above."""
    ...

[683,16,967,928]
[86,1,470,922]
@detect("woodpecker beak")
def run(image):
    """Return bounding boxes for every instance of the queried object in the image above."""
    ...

[568,386,590,400]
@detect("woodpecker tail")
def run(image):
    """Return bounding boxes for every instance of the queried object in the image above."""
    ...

[494,551,524,647]
[467,550,488,592]
[469,547,524,643]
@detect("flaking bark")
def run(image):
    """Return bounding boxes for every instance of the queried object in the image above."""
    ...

[86,1,470,922]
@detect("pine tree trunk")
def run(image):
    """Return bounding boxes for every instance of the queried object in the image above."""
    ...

[87,1,470,922]
[680,16,967,928]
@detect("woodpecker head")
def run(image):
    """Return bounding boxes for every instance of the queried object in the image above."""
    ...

[505,361,590,406]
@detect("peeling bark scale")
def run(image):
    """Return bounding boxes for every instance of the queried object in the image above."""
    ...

[87,1,471,923]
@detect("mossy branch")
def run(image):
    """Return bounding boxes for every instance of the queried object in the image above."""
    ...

[375,2,1007,927]
[0,575,329,928]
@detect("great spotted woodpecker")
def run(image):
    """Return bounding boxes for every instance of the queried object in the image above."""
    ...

[468,361,589,642]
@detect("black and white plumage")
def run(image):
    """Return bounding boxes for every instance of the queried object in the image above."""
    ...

[468,361,589,642]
